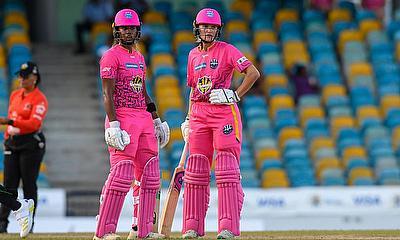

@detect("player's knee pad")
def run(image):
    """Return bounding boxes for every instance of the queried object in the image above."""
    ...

[95,160,134,238]
[183,154,210,236]
[215,152,244,236]
[137,156,160,238]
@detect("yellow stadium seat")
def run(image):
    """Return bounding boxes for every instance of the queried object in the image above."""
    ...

[230,0,253,19]
[396,42,400,62]
[5,33,30,49]
[40,163,48,173]
[342,146,367,165]
[278,127,303,149]
[322,84,346,104]
[299,106,325,128]
[154,75,179,89]
[225,20,248,36]
[264,74,288,88]
[151,53,175,70]
[359,19,381,38]
[143,11,166,24]
[310,137,335,152]
[4,13,29,31]
[348,62,373,80]
[253,30,277,50]
[262,169,289,188]
[275,9,299,29]
[392,126,400,150]
[348,167,374,185]
[269,95,295,118]
[328,8,352,28]
[256,148,281,169]
[168,128,183,146]
[330,116,356,138]
[173,31,193,50]
[161,169,171,181]
[338,30,363,54]
[91,22,111,37]
[316,157,341,179]
[356,105,381,127]
[380,95,400,117]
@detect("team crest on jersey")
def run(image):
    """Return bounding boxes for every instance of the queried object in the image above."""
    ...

[130,76,143,93]
[197,76,212,94]
[223,124,233,135]
[210,59,218,69]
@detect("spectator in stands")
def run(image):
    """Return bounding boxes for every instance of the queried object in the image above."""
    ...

[0,186,33,238]
[310,0,333,12]
[74,0,114,54]
[93,9,169,240]
[180,8,260,239]
[362,0,385,20]
[289,62,319,103]
[0,61,48,234]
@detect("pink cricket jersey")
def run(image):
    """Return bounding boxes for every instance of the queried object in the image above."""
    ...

[100,45,147,109]
[187,41,252,102]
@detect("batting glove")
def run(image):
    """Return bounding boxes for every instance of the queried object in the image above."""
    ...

[154,118,170,148]
[209,89,240,105]
[105,121,130,150]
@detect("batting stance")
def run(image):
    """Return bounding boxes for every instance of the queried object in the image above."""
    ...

[180,8,260,239]
[94,9,169,240]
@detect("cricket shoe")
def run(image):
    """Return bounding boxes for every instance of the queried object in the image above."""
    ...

[182,230,199,239]
[140,232,165,239]
[93,233,121,240]
[12,199,34,238]
[127,226,137,240]
[217,230,236,239]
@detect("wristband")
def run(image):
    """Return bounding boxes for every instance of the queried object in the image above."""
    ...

[146,102,157,113]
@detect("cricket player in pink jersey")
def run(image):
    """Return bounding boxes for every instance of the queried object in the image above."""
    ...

[93,9,169,240]
[180,8,260,239]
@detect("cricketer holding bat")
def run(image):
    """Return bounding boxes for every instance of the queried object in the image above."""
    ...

[180,8,260,239]
[93,8,169,240]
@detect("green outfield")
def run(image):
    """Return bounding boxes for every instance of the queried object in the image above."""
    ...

[1,231,400,240]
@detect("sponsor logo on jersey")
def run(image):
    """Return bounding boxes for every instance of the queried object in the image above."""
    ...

[237,56,248,65]
[139,63,144,70]
[101,67,111,72]
[130,76,143,93]
[210,59,218,69]
[197,76,212,94]
[126,63,138,69]
[223,124,233,135]
[194,63,207,71]
[35,104,46,115]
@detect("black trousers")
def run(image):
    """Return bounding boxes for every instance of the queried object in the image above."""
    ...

[0,132,45,228]
[75,20,93,52]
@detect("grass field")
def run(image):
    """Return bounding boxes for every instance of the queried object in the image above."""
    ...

[1,231,400,240]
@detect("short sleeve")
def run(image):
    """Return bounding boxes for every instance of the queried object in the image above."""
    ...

[100,50,118,79]
[186,51,195,87]
[228,44,252,73]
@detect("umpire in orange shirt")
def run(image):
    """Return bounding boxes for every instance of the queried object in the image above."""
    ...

[0,61,48,233]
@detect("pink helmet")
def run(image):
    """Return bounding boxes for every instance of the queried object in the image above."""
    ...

[195,8,222,26]
[114,9,140,27]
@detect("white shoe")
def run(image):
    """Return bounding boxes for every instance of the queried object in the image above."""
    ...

[93,233,121,240]
[182,230,199,239]
[143,232,165,239]
[127,227,137,239]
[217,230,235,239]
[12,199,34,238]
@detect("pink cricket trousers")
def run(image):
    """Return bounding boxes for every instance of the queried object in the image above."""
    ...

[189,102,242,164]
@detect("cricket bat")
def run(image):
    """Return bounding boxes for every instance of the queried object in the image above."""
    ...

[153,188,161,232]
[159,142,188,236]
